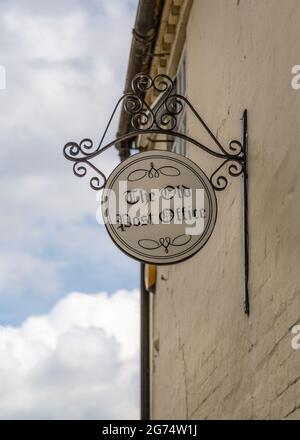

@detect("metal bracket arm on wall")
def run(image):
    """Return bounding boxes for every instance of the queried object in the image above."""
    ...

[63,73,249,314]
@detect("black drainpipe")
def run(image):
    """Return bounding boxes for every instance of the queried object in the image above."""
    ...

[116,0,164,420]
[140,263,150,419]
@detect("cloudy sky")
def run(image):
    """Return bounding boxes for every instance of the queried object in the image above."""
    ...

[0,0,140,419]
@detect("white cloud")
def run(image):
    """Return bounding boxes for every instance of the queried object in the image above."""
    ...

[0,289,140,419]
[0,0,138,303]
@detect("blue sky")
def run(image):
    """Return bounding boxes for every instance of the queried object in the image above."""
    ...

[0,0,139,324]
[0,0,140,419]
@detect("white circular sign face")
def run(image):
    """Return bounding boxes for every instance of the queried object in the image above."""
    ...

[102,150,217,265]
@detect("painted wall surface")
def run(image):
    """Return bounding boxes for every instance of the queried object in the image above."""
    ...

[151,0,300,419]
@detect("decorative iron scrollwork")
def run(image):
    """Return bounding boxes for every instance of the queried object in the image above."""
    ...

[64,139,107,190]
[210,158,244,191]
[63,72,246,192]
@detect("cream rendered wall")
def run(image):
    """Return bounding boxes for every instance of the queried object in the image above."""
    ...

[151,0,300,419]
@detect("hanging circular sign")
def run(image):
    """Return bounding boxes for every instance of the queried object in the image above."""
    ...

[101,150,217,265]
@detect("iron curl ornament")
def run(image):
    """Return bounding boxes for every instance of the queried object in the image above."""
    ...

[63,73,247,192]
[63,72,249,314]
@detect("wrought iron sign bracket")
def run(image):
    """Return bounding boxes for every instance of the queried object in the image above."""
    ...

[63,73,249,315]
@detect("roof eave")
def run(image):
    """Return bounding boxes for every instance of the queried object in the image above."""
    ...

[116,0,164,162]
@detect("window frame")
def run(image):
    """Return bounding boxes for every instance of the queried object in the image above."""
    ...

[171,48,187,157]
